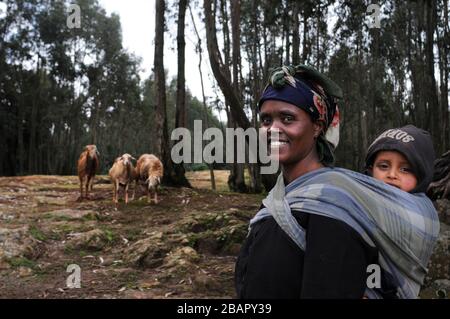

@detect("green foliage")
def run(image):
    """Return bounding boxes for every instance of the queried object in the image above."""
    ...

[1,0,448,178]
[7,257,37,269]
[29,225,47,242]
[101,227,117,244]
[0,0,223,176]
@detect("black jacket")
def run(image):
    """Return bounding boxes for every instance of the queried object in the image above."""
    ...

[235,209,386,299]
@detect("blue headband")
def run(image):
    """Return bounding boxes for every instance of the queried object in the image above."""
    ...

[258,78,324,122]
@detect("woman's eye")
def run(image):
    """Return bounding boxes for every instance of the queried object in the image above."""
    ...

[261,117,271,125]
[282,115,294,123]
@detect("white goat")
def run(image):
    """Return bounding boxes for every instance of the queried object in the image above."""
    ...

[108,153,136,208]
[134,154,164,204]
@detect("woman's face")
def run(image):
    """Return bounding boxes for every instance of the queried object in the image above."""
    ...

[260,100,321,166]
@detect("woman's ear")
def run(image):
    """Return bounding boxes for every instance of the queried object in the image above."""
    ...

[313,121,325,138]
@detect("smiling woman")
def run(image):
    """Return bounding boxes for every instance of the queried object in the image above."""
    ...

[234,65,375,299]
[234,65,440,299]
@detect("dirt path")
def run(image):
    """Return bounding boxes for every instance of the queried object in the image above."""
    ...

[0,173,263,299]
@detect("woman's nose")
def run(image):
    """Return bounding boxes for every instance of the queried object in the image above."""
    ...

[267,126,282,140]
[268,120,282,132]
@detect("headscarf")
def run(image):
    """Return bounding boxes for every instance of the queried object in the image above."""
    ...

[258,65,342,166]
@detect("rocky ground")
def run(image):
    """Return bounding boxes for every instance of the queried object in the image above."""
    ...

[0,172,448,299]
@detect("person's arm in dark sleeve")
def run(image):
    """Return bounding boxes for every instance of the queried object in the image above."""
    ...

[300,214,372,299]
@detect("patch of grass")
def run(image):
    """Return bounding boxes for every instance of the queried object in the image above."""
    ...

[36,187,54,192]
[29,225,47,241]
[64,246,75,255]
[47,231,63,241]
[7,257,37,269]
[42,214,74,222]
[120,271,139,289]
[79,250,95,258]
[57,224,76,234]
[100,227,117,244]
[82,213,98,221]
[123,228,142,241]
[186,233,200,248]
[127,199,153,208]
[105,230,115,243]
[181,212,231,234]
[220,224,248,246]
[56,223,92,235]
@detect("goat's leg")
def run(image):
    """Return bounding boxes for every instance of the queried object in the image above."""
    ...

[154,191,158,204]
[130,180,137,201]
[89,176,95,191]
[147,188,151,203]
[112,180,116,204]
[114,180,119,209]
[125,183,129,204]
[79,177,84,200]
[85,177,91,199]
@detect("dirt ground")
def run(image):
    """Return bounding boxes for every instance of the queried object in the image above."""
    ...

[0,171,263,299]
[0,171,448,299]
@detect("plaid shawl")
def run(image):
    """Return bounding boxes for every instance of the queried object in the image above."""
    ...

[250,167,440,299]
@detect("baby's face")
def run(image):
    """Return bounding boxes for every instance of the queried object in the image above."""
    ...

[372,151,417,192]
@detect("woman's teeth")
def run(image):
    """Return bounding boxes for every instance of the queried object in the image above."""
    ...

[270,141,288,147]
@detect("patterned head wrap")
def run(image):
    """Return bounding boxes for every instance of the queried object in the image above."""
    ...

[258,65,342,166]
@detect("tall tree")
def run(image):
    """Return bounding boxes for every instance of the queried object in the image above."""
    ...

[154,0,175,185]
[173,0,191,187]
[203,0,250,130]
[204,0,250,192]
[188,3,216,190]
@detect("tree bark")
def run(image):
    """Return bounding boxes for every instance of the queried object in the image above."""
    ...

[173,0,191,187]
[425,0,439,149]
[154,0,166,161]
[292,1,300,65]
[189,3,215,190]
[302,7,309,62]
[441,0,449,152]
[204,0,250,130]
[154,0,183,186]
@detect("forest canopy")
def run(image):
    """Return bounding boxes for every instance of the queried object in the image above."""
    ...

[0,0,449,193]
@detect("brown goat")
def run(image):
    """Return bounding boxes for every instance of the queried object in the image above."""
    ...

[134,154,164,204]
[77,145,99,200]
[108,153,136,208]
